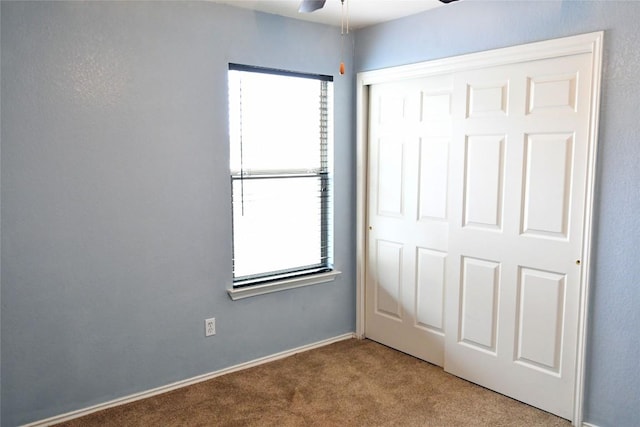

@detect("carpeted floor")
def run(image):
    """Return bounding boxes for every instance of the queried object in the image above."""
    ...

[57,338,570,426]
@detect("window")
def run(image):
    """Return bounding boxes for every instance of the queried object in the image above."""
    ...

[228,64,336,296]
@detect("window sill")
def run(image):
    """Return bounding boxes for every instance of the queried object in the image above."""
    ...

[227,270,341,301]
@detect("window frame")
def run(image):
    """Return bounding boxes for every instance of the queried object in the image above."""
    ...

[227,64,340,300]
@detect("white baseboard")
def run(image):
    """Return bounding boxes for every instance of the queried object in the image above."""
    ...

[22,333,356,427]
[583,423,601,427]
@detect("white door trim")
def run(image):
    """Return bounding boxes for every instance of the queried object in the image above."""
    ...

[355,31,603,426]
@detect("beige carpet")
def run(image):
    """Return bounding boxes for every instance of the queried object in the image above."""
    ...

[57,339,570,426]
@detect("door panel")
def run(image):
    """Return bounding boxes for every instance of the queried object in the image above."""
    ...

[522,133,573,238]
[376,138,404,217]
[515,267,566,374]
[374,239,404,319]
[463,135,505,230]
[526,73,577,114]
[415,248,446,332]
[445,52,593,420]
[459,256,501,353]
[365,75,453,366]
[467,81,509,118]
[418,137,449,221]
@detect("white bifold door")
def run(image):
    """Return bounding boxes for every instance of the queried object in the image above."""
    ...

[365,74,453,366]
[364,36,600,422]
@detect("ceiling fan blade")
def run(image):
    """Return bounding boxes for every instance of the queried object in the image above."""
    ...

[298,0,327,13]
[439,0,458,3]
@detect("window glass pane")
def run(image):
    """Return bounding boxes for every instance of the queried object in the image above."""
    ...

[229,70,322,173]
[229,65,332,285]
[232,177,323,278]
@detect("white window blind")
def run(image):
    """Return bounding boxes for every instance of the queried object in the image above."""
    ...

[228,64,333,286]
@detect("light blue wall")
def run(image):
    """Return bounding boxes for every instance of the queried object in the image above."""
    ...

[0,2,355,426]
[355,1,640,426]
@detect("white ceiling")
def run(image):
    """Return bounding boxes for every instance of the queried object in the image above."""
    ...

[209,0,446,29]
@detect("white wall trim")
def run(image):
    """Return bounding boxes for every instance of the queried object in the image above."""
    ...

[227,270,341,300]
[355,31,603,426]
[357,31,603,85]
[22,333,356,427]
[582,423,600,427]
[572,31,604,427]
[355,72,369,340]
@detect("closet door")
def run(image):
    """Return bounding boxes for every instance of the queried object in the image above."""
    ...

[365,74,453,366]
[444,51,594,420]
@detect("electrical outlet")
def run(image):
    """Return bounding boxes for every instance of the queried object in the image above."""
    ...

[205,318,216,337]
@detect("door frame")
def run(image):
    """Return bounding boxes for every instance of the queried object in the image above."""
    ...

[355,31,603,425]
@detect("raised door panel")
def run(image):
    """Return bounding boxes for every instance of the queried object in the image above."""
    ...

[463,135,505,230]
[377,138,405,217]
[459,257,501,353]
[418,138,449,221]
[467,82,509,118]
[374,240,404,320]
[423,92,452,118]
[415,248,446,332]
[515,267,566,375]
[521,133,573,239]
[526,73,577,115]
[379,95,404,125]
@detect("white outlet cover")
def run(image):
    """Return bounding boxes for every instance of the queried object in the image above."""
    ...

[205,318,216,337]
